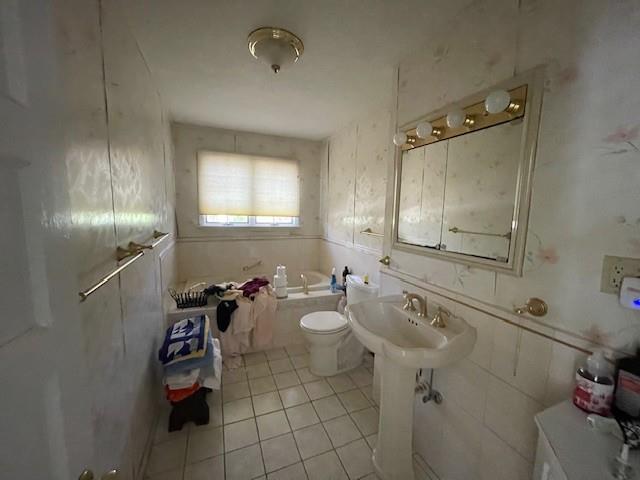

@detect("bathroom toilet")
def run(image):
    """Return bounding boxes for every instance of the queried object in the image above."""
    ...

[300,275,378,376]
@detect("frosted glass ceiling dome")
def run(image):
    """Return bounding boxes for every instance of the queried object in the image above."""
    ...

[248,27,304,74]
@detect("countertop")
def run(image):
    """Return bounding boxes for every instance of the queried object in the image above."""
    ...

[535,401,640,479]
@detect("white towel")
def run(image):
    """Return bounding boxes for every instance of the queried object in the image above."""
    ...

[201,338,222,390]
[252,285,277,349]
[164,368,200,389]
[231,297,254,334]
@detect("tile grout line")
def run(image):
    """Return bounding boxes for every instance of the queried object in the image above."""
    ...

[180,427,188,480]
[304,379,356,478]
[279,370,309,479]
[180,347,375,479]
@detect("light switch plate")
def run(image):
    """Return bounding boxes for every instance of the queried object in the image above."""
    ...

[601,255,640,294]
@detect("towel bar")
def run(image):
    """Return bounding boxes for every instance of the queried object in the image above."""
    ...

[78,230,170,301]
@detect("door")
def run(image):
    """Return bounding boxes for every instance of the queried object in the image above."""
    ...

[0,0,95,478]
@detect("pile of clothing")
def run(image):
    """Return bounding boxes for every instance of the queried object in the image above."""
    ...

[205,277,277,368]
[158,315,222,403]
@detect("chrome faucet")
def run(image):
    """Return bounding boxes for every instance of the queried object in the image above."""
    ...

[300,274,309,295]
[403,292,428,318]
[430,306,450,328]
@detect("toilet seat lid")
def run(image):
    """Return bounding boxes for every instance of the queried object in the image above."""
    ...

[300,311,347,333]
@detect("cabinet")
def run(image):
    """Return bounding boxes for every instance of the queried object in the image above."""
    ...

[534,401,639,480]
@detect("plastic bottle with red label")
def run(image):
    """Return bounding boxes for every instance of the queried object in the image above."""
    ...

[573,350,615,415]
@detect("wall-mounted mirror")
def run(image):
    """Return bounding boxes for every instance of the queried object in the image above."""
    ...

[393,70,543,275]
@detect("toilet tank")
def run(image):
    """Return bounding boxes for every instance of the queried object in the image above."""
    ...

[346,274,379,305]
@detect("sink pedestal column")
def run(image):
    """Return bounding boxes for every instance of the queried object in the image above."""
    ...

[372,358,416,480]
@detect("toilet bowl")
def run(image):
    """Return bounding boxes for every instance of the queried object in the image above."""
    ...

[300,275,378,376]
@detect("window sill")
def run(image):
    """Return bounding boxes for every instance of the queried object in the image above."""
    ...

[198,224,300,229]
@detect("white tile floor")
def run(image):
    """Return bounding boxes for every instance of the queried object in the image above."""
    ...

[146,345,382,480]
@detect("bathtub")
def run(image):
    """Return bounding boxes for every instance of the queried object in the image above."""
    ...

[169,270,340,347]
[182,270,330,295]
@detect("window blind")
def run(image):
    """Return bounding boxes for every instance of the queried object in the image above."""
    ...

[197,151,300,217]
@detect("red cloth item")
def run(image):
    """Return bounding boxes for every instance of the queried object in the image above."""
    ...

[239,277,270,297]
[165,382,200,403]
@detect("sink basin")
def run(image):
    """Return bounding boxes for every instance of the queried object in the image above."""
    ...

[346,294,476,369]
[346,295,476,480]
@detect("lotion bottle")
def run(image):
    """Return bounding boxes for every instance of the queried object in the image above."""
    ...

[330,268,338,293]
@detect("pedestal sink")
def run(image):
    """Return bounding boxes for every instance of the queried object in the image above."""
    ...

[346,295,477,480]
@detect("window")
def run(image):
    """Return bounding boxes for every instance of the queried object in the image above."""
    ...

[197,151,300,227]
[201,214,299,227]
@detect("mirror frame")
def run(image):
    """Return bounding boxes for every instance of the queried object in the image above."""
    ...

[391,68,544,276]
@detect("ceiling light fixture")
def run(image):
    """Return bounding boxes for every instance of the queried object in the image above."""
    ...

[247,27,304,74]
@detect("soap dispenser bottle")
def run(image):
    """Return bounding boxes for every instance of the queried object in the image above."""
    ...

[342,266,350,286]
[330,268,338,293]
[573,350,615,415]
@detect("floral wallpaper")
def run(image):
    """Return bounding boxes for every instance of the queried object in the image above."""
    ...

[325,107,392,252]
[392,0,640,351]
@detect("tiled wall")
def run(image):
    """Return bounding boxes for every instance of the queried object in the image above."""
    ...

[379,271,589,479]
[177,237,321,282]
[319,240,384,286]
[321,0,640,477]
[0,0,175,478]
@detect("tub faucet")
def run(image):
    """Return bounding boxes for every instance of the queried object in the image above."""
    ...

[403,292,428,318]
[300,274,309,295]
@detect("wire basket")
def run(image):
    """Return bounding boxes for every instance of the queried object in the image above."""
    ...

[168,288,209,309]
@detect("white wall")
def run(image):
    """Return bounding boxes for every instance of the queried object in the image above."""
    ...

[322,0,640,478]
[0,0,176,478]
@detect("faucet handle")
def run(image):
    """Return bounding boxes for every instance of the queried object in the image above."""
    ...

[402,293,416,312]
[430,306,450,328]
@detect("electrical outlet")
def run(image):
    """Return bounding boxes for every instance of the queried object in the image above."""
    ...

[601,255,640,294]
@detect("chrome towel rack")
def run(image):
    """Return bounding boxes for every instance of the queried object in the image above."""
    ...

[360,227,384,238]
[448,226,511,239]
[79,230,170,302]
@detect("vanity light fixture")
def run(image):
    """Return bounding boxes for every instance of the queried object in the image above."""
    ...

[446,108,475,129]
[394,84,527,151]
[248,27,304,74]
[393,131,417,147]
[415,121,444,139]
[485,89,521,115]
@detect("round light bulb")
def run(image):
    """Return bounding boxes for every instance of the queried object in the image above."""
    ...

[393,132,408,146]
[415,121,433,139]
[446,109,466,128]
[485,89,511,114]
